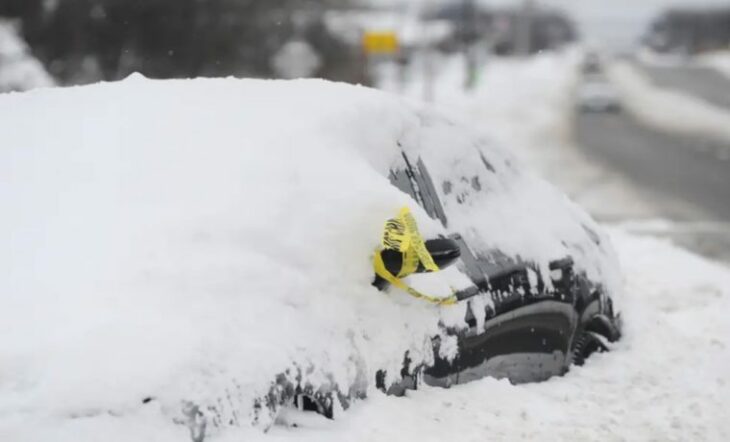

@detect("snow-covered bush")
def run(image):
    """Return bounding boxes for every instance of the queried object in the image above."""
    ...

[0,18,54,93]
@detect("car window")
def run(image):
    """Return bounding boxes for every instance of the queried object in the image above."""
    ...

[388,152,447,227]
[413,156,448,227]
[409,147,526,282]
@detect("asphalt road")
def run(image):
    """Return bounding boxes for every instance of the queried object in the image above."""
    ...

[575,66,730,263]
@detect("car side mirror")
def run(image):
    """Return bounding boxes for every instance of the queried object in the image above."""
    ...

[422,238,461,271]
[378,238,461,277]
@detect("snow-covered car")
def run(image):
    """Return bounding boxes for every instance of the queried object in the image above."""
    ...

[577,79,622,113]
[1,77,621,440]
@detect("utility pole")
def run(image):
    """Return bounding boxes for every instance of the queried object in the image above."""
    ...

[515,0,534,56]
[462,0,476,90]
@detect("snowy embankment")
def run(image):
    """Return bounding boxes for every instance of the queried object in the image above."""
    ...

[607,61,730,141]
[698,50,730,80]
[386,50,583,181]
[395,50,579,149]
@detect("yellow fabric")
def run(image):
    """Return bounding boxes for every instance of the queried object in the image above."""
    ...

[374,207,457,306]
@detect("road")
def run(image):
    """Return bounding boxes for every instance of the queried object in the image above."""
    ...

[575,64,730,263]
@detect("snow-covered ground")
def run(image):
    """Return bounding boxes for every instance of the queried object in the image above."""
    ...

[698,50,730,81]
[0,19,54,93]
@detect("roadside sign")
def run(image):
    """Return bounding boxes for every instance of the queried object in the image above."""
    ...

[363,31,399,55]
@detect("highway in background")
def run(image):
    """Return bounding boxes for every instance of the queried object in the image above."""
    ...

[575,64,730,263]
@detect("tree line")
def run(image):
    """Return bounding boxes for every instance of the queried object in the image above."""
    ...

[0,0,361,84]
[645,7,730,54]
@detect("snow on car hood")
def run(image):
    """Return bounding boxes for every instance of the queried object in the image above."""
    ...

[0,76,620,435]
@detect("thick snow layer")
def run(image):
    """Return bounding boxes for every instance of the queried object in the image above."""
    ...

[0,19,55,93]
[1,75,617,438]
[607,61,730,141]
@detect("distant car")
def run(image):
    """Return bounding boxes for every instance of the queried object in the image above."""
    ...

[577,79,622,113]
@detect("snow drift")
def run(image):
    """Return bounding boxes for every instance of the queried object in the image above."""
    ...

[0,76,618,439]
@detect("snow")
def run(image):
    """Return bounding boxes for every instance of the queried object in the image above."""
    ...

[384,50,581,162]
[3,44,729,441]
[698,50,730,81]
[1,73,618,439]
[0,77,447,436]
[0,19,55,93]
[606,61,730,142]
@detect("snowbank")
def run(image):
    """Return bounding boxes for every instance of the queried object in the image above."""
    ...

[0,19,55,93]
[398,51,580,142]
[698,50,730,81]
[387,50,584,176]
[0,75,617,439]
[607,61,730,141]
[453,52,581,147]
